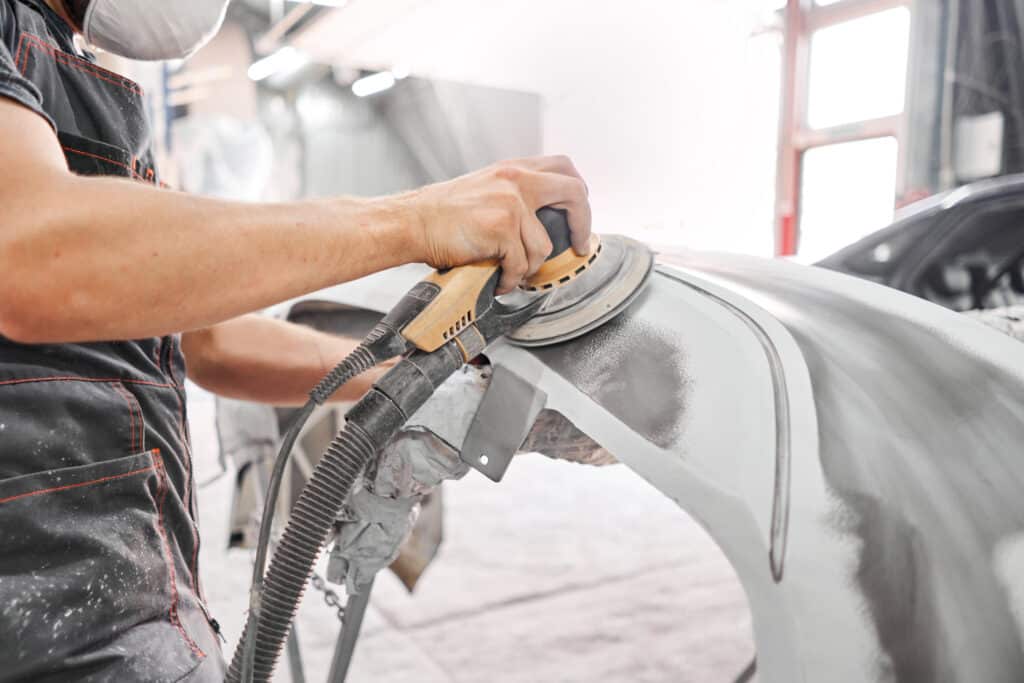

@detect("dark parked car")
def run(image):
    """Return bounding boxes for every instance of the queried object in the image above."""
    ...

[818,175,1024,312]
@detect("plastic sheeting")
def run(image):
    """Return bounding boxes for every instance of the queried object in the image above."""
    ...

[326,367,486,591]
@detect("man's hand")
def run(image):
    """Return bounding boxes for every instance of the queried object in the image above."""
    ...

[402,155,592,294]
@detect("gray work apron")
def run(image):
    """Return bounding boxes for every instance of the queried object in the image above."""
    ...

[0,2,224,680]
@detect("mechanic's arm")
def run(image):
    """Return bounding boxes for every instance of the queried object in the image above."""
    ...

[181,315,391,405]
[0,99,591,344]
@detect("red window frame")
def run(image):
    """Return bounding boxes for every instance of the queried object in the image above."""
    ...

[774,0,912,256]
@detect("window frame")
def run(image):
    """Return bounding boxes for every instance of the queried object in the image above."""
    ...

[775,0,912,256]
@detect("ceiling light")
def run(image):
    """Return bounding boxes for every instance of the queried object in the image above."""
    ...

[351,71,396,97]
[248,46,308,82]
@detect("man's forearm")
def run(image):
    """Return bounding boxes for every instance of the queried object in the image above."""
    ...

[0,99,592,345]
[182,314,391,405]
[1,171,418,343]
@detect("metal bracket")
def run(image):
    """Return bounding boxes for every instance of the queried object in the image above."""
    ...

[460,364,547,481]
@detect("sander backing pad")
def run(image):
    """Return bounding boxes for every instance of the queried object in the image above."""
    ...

[505,235,654,347]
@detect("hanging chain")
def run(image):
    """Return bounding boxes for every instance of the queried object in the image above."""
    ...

[310,571,346,623]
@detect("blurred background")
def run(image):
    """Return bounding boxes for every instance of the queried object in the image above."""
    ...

[96,1,1024,680]
[108,0,1006,262]
[108,0,1024,267]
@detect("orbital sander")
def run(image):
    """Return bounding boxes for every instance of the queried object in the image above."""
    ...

[378,207,653,353]
[228,207,654,683]
[506,229,654,346]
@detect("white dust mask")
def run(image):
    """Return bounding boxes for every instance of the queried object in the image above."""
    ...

[82,0,230,61]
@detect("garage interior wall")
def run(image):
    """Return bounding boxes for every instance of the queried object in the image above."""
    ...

[289,0,784,256]
[108,0,1024,263]
[298,77,542,199]
[156,23,542,203]
[114,1,787,256]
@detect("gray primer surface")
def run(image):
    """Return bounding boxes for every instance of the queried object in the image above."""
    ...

[243,249,1024,681]
[529,285,693,450]
[684,255,1024,682]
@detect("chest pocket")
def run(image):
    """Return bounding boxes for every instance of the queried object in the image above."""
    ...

[58,130,151,180]
[14,30,161,184]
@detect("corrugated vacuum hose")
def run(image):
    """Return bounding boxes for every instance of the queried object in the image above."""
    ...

[230,339,463,683]
[231,320,407,683]
[308,324,389,404]
[226,419,378,682]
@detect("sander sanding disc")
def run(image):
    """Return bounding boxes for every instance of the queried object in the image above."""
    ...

[505,235,654,347]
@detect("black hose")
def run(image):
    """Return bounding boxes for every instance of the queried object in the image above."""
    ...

[227,420,379,682]
[309,342,378,405]
[231,344,461,683]
[237,400,313,683]
[238,321,399,682]
[229,205,580,681]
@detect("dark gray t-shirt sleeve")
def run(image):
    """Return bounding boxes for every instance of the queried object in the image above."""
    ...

[0,3,54,130]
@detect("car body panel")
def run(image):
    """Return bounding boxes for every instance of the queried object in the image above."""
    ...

[251,250,1024,681]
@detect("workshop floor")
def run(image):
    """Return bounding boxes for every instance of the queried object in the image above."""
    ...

[189,386,757,682]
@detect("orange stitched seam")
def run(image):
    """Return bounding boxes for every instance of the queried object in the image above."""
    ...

[131,388,146,451]
[21,33,143,95]
[130,157,158,187]
[65,145,151,184]
[23,37,139,93]
[110,382,143,453]
[15,33,160,188]
[110,382,136,452]
[152,453,206,659]
[14,32,27,73]
[130,389,143,451]
[47,50,138,93]
[61,146,144,180]
[0,376,175,389]
[0,450,204,658]
[0,464,155,506]
[62,145,132,174]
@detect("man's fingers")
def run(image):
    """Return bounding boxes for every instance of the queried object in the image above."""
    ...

[559,201,594,255]
[507,154,584,181]
[519,171,593,256]
[497,240,529,294]
[521,211,555,276]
